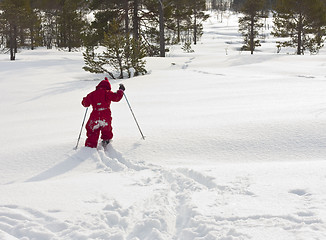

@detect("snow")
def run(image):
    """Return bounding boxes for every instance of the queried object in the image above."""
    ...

[1,12,326,240]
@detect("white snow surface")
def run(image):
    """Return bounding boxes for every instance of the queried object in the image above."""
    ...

[1,13,326,240]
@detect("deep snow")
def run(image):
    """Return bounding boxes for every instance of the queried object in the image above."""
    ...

[1,12,326,240]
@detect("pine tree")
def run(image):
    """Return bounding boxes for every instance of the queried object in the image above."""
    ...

[273,0,326,55]
[0,0,40,59]
[0,0,19,60]
[56,0,87,51]
[87,0,132,46]
[169,0,190,43]
[238,0,266,54]
[232,0,245,11]
[34,0,60,49]
[126,37,147,77]
[82,46,114,76]
[24,2,42,50]
[189,0,209,45]
[83,22,147,79]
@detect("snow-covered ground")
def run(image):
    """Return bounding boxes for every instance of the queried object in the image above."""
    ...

[1,13,326,240]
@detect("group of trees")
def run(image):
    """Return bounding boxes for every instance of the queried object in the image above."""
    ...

[0,1,208,57]
[81,0,208,78]
[0,0,210,77]
[1,0,326,76]
[237,0,326,55]
[0,0,88,60]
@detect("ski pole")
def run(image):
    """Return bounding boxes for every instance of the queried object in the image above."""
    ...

[123,92,145,140]
[74,107,89,150]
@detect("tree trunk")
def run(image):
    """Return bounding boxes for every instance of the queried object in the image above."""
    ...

[194,14,197,45]
[193,3,197,45]
[177,18,180,43]
[30,26,35,50]
[250,15,254,54]
[68,19,72,52]
[14,26,18,54]
[212,0,217,9]
[124,0,129,35]
[133,0,139,40]
[9,26,15,60]
[297,13,302,55]
[158,0,165,57]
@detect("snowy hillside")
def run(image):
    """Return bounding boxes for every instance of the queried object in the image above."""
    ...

[1,13,326,240]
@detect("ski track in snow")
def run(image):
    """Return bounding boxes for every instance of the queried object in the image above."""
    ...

[1,145,326,240]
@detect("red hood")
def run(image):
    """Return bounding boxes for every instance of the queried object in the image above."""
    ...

[96,77,111,90]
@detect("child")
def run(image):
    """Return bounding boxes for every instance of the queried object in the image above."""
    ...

[82,77,125,148]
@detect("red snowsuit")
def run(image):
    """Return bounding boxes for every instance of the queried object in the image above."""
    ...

[82,79,124,148]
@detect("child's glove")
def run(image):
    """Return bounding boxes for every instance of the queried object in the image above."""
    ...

[119,84,125,91]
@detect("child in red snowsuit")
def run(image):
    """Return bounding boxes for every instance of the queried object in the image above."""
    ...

[82,77,125,148]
